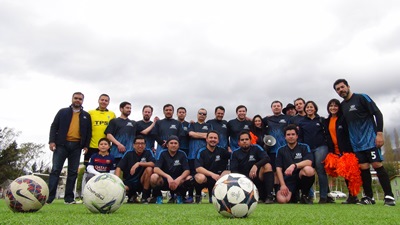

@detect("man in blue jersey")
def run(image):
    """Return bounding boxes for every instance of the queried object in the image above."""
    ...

[150,136,192,204]
[290,98,307,126]
[334,79,395,206]
[186,108,212,203]
[115,136,155,204]
[230,131,275,203]
[136,105,158,153]
[151,104,182,159]
[194,131,230,203]
[105,101,136,165]
[227,105,251,152]
[207,106,229,150]
[276,125,315,204]
[177,107,190,155]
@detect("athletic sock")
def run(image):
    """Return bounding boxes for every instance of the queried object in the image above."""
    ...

[361,169,373,198]
[142,189,150,200]
[194,182,203,197]
[263,171,274,198]
[375,166,394,197]
[300,175,315,196]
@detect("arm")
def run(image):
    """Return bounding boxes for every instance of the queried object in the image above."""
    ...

[374,111,384,148]
[140,117,159,135]
[106,133,126,153]
[130,161,155,175]
[87,165,101,175]
[284,159,312,176]
[115,167,122,177]
[188,131,207,139]
[276,167,289,196]
[196,167,220,181]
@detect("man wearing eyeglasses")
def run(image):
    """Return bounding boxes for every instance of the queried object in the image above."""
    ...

[185,108,212,203]
[48,92,92,204]
[115,135,155,204]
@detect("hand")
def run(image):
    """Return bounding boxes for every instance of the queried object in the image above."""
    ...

[284,164,295,176]
[117,144,126,153]
[130,163,139,175]
[280,185,289,196]
[83,148,88,154]
[211,173,220,181]
[161,140,167,148]
[168,177,179,190]
[249,166,258,179]
[376,132,384,148]
[154,116,160,122]
[49,143,56,151]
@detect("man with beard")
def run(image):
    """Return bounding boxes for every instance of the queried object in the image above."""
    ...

[48,92,91,204]
[290,98,307,126]
[151,104,183,159]
[230,131,275,203]
[194,131,230,203]
[177,107,190,155]
[105,101,137,165]
[207,106,229,150]
[136,105,158,153]
[334,78,395,206]
[227,105,251,152]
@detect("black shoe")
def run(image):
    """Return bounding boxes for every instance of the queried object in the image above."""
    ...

[127,195,140,204]
[264,198,274,204]
[318,198,327,204]
[342,196,358,204]
[300,195,313,204]
[195,195,202,204]
[327,196,336,203]
[357,196,376,205]
[141,198,149,204]
[384,195,396,206]
[148,197,157,204]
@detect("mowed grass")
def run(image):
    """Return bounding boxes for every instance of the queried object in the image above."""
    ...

[0,198,399,225]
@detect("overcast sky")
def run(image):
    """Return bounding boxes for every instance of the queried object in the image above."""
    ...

[1,0,400,163]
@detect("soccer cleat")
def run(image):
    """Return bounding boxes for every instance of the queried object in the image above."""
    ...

[141,198,149,204]
[64,200,78,205]
[148,197,157,204]
[327,197,335,203]
[318,198,328,204]
[176,196,183,204]
[184,197,194,203]
[156,196,163,204]
[195,195,202,204]
[264,198,274,204]
[300,195,313,204]
[342,196,358,204]
[357,196,376,205]
[384,195,396,206]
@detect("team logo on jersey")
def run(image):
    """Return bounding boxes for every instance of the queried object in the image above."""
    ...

[349,105,357,112]
[316,122,321,126]
[249,155,256,161]
[202,126,209,131]
[222,124,227,128]
[173,160,181,166]
[295,153,302,159]
[183,127,188,131]
[244,125,249,130]
[140,157,147,162]
[338,125,343,130]
[170,125,177,130]
[279,119,287,124]
[127,122,134,127]
[215,155,221,161]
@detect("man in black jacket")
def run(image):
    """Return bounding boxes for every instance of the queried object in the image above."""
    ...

[47,92,92,204]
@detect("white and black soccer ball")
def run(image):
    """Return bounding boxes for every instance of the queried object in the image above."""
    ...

[4,175,49,213]
[212,173,258,218]
[83,173,125,214]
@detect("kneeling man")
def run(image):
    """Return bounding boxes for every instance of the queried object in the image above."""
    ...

[276,124,315,204]
[115,135,155,203]
[150,135,192,204]
[230,131,274,204]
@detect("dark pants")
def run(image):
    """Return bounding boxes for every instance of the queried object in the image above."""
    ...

[48,141,81,203]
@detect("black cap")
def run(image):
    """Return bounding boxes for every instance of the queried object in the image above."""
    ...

[166,135,179,144]
[282,103,295,115]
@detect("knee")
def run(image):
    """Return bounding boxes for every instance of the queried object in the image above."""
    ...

[371,162,382,169]
[262,163,272,172]
[195,173,206,184]
[301,166,315,176]
[144,167,153,175]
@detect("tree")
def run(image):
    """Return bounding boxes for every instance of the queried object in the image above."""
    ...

[0,127,45,183]
[394,128,400,149]
[383,130,394,162]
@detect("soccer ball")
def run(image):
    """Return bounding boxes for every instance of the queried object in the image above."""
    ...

[83,173,125,214]
[212,173,258,218]
[4,175,49,213]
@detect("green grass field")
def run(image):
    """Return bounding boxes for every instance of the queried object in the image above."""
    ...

[0,198,398,225]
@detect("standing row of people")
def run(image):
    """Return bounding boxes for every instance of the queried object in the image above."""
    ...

[47,79,395,206]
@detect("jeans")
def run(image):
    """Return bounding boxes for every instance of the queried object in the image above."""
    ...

[48,141,81,203]
[312,145,329,199]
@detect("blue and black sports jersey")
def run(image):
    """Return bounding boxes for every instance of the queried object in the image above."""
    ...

[88,153,116,173]
[276,143,312,171]
[117,149,155,182]
[179,121,190,151]
[105,118,136,159]
[188,122,212,159]
[230,145,269,175]
[341,93,381,152]
[289,115,306,126]
[195,146,230,174]
[298,115,327,149]
[156,150,189,179]
[207,119,229,150]
[227,118,251,151]
[136,120,156,150]
[263,115,290,153]
[151,118,182,158]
